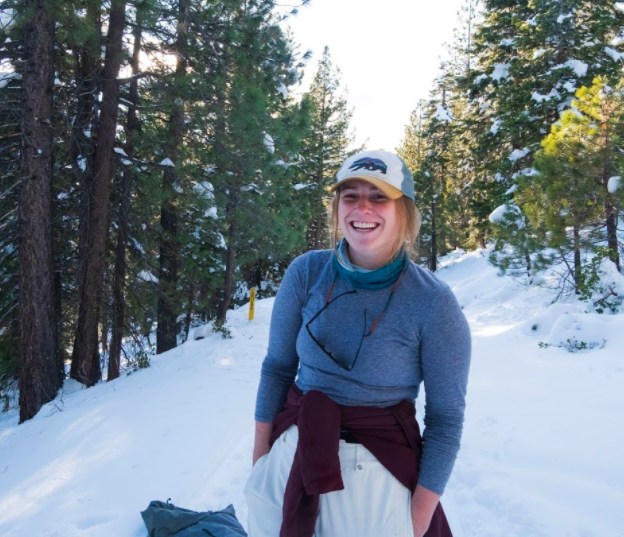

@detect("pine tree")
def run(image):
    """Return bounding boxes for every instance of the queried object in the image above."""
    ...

[399,67,460,270]
[523,77,624,294]
[299,46,353,252]
[212,1,307,324]
[468,0,624,281]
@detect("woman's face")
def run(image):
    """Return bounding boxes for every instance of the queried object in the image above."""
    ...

[337,179,400,269]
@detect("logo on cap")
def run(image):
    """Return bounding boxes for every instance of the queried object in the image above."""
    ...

[348,157,387,175]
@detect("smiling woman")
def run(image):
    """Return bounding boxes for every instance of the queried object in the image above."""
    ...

[246,149,471,537]
[329,150,421,269]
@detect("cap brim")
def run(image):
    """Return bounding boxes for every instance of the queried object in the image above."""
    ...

[329,175,403,200]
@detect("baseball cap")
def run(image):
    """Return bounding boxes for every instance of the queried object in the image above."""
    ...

[330,149,415,201]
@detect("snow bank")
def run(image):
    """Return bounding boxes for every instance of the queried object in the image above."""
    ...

[2,248,623,537]
[519,302,586,337]
[543,312,623,351]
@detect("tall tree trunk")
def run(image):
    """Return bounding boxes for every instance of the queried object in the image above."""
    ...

[573,225,581,294]
[109,7,142,380]
[605,202,619,270]
[217,178,242,323]
[18,0,62,423]
[478,224,486,250]
[217,216,239,323]
[184,283,194,342]
[524,251,532,285]
[70,0,127,386]
[156,0,189,354]
[101,275,109,357]
[601,105,620,271]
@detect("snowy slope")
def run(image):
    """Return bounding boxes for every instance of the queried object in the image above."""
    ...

[1,248,623,537]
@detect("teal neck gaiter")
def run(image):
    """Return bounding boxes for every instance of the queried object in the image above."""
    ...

[333,238,407,290]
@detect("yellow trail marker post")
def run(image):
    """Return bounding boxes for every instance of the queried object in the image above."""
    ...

[249,288,256,321]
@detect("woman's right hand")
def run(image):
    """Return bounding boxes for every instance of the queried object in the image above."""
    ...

[252,444,271,466]
[253,421,274,466]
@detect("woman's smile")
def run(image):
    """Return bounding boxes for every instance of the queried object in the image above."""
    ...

[350,221,380,231]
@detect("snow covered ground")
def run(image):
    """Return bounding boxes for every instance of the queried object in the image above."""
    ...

[1,248,623,537]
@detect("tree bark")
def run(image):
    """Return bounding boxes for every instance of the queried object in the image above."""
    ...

[217,172,242,323]
[600,102,620,271]
[184,283,194,342]
[525,251,532,285]
[18,0,62,423]
[605,202,619,271]
[109,7,142,380]
[478,224,486,250]
[573,226,581,294]
[70,2,101,185]
[70,0,127,386]
[156,0,190,354]
[217,216,239,323]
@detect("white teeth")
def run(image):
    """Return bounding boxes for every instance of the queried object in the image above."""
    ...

[352,222,378,229]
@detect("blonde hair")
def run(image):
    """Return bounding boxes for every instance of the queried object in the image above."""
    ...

[328,187,421,265]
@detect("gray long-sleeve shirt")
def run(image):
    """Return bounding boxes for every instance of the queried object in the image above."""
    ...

[254,249,471,494]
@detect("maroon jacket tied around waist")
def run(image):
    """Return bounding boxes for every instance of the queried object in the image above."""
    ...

[269,384,453,537]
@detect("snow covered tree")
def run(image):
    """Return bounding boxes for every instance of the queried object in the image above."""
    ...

[399,66,469,270]
[468,0,624,281]
[521,77,624,293]
[212,3,308,323]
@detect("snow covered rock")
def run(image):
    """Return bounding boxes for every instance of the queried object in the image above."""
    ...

[544,313,613,352]
[193,323,212,340]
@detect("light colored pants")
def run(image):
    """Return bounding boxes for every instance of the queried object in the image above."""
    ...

[244,424,414,537]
